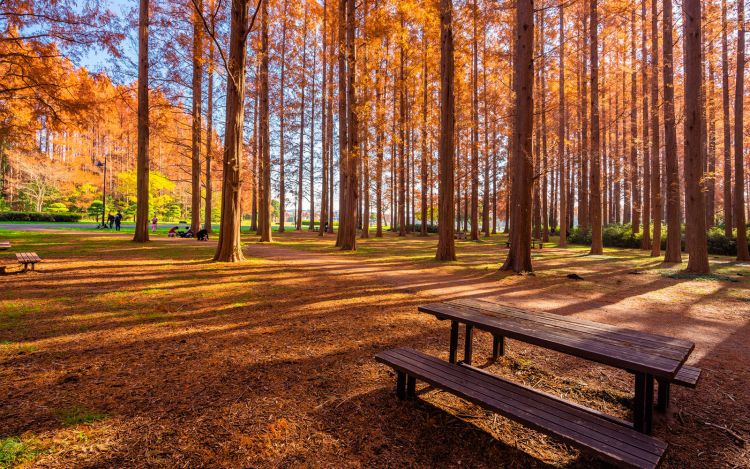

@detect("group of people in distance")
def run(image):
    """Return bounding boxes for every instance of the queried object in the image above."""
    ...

[166,223,209,241]
[104,212,123,231]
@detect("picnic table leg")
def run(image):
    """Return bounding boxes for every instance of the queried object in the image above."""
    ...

[463,325,473,365]
[492,335,505,360]
[406,375,416,399]
[449,321,459,364]
[396,371,406,400]
[656,378,670,413]
[633,372,655,434]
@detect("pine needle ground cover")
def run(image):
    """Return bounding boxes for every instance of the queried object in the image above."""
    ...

[1,230,748,468]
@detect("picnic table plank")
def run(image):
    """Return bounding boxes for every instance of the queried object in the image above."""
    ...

[419,299,693,379]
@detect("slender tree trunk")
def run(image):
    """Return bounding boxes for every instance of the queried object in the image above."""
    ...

[641,0,651,249]
[258,0,272,242]
[420,28,429,236]
[663,0,681,262]
[579,5,590,231]
[469,0,479,240]
[735,0,749,260]
[251,81,259,233]
[722,0,733,236]
[298,6,308,231]
[651,0,662,256]
[204,4,215,233]
[376,49,384,237]
[589,0,603,254]
[309,37,317,232]
[190,0,203,234]
[558,2,567,247]
[707,39,717,228]
[482,22,490,238]
[214,0,251,261]
[278,0,289,233]
[134,0,150,243]
[683,0,709,272]
[630,8,640,234]
[436,0,456,261]
[540,9,549,243]
[319,0,328,236]
[398,18,407,237]
[501,0,534,272]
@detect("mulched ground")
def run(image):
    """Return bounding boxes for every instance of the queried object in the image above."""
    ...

[0,230,748,468]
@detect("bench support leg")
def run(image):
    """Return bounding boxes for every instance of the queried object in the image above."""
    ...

[492,335,505,360]
[656,379,670,413]
[406,375,416,399]
[463,325,473,365]
[633,373,655,434]
[396,371,406,400]
[449,321,459,364]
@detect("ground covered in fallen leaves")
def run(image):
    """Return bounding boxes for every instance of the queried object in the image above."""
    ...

[0,228,748,468]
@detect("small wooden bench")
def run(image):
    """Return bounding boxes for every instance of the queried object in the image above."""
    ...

[656,364,701,412]
[16,252,41,271]
[454,231,467,240]
[0,241,10,250]
[377,347,667,469]
[504,240,543,249]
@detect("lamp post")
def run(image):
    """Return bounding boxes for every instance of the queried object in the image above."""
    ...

[95,158,106,227]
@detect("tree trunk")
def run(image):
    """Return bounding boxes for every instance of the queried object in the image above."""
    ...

[579,4,590,232]
[501,0,534,272]
[630,8,640,234]
[278,0,289,233]
[663,0,681,262]
[735,0,749,260]
[651,0,662,257]
[133,0,150,243]
[319,0,328,237]
[297,6,308,231]
[421,28,429,236]
[721,0,733,236]
[589,0,603,254]
[482,22,490,238]
[376,47,384,238]
[309,37,317,232]
[558,2,567,247]
[258,0,272,242]
[683,0,709,272]
[214,0,251,261]
[540,9,549,243]
[190,0,203,234]
[469,0,479,241]
[204,3,215,233]
[707,39,717,228]
[398,19,407,237]
[436,0,456,261]
[641,0,651,249]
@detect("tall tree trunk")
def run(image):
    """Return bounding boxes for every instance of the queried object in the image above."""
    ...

[191,0,203,234]
[337,0,358,250]
[641,0,651,249]
[501,0,534,272]
[204,2,215,233]
[398,18,407,237]
[134,0,150,243]
[684,0,709,272]
[297,6,308,231]
[651,0,662,256]
[589,0,603,254]
[376,48,384,237]
[630,8,640,234]
[278,0,289,233]
[722,0,733,236]
[540,9,549,243]
[214,0,251,261]
[735,0,749,260]
[707,38,717,228]
[558,2,567,247]
[421,28,429,236]
[482,22,490,238]
[436,0,456,261]
[309,36,317,232]
[579,4,590,231]
[251,80,259,233]
[469,0,479,241]
[663,0,681,262]
[319,0,328,236]
[258,0,272,242]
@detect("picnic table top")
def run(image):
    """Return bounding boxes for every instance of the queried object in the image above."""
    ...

[419,298,695,379]
[16,252,41,263]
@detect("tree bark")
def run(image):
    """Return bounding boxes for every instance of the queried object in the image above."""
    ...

[683,0,709,272]
[501,0,534,272]
[421,27,429,236]
[190,0,203,234]
[641,0,651,249]
[588,0,603,254]
[133,0,150,243]
[436,0,456,261]
[735,0,749,260]
[651,0,662,257]
[214,0,251,261]
[204,2,215,233]
[258,0,272,242]
[297,6,308,231]
[663,0,681,262]
[630,8,640,234]
[278,0,289,233]
[558,2,567,247]
[722,0,733,236]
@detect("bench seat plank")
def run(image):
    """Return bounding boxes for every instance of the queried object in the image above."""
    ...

[377,348,667,469]
[673,365,701,388]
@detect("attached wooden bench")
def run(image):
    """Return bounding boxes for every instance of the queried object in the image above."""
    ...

[16,252,41,271]
[0,241,10,250]
[454,231,467,240]
[376,347,667,469]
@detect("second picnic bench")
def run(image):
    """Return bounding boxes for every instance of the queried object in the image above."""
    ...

[16,252,41,271]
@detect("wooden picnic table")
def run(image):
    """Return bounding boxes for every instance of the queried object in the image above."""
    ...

[0,241,10,250]
[16,252,41,271]
[418,298,696,435]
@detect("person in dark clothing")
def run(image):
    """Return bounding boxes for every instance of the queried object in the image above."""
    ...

[107,213,115,229]
[196,228,208,241]
[114,212,122,231]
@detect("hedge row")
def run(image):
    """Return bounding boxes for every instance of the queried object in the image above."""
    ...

[0,211,83,222]
[567,223,748,256]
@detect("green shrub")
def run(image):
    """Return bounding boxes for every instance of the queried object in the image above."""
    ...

[0,211,82,222]
[46,202,69,213]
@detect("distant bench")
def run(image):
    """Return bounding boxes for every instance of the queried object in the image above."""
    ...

[505,239,544,249]
[454,232,467,240]
[0,241,10,250]
[16,252,41,271]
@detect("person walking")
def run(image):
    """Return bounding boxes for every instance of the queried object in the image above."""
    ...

[151,216,158,232]
[114,212,122,231]
[107,213,115,229]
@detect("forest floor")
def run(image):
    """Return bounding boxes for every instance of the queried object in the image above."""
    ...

[0,228,748,468]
